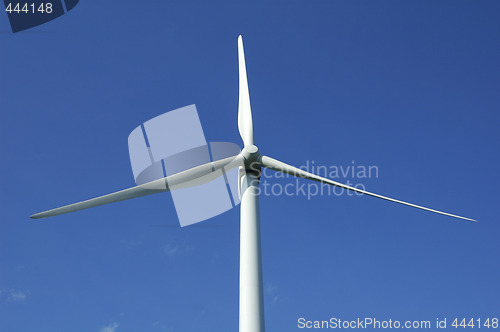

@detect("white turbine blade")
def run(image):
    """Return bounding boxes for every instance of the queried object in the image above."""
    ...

[31,155,242,219]
[260,155,476,222]
[30,179,168,219]
[238,35,254,147]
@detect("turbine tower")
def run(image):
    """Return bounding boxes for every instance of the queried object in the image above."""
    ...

[31,35,475,332]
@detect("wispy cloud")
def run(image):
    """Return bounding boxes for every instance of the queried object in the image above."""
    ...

[265,283,277,293]
[10,290,28,301]
[120,239,142,249]
[163,244,179,257]
[1,289,30,302]
[161,238,195,258]
[14,264,31,270]
[152,321,173,331]
[99,322,119,332]
[265,282,279,304]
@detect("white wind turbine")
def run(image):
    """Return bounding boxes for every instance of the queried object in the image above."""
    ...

[31,35,475,332]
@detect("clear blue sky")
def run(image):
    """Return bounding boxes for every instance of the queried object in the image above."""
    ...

[1,1,499,331]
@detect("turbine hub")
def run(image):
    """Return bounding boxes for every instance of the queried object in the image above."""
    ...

[242,145,261,168]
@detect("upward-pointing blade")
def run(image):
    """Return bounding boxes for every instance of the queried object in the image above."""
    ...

[260,155,476,222]
[238,35,254,147]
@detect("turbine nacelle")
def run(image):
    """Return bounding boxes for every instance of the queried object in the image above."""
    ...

[241,144,261,172]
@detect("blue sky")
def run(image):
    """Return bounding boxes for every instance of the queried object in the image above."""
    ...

[1,1,499,331]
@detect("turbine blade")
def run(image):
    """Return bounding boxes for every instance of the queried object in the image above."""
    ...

[260,155,476,222]
[238,35,254,147]
[30,179,167,219]
[31,155,242,219]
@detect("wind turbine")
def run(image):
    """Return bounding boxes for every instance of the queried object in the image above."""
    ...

[31,35,475,332]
